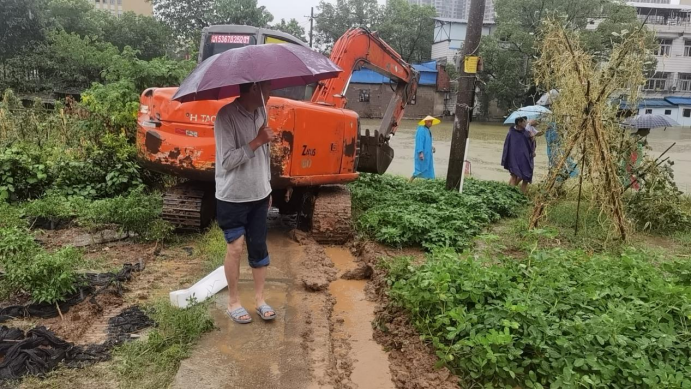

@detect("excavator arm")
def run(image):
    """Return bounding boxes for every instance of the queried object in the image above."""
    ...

[311,28,419,174]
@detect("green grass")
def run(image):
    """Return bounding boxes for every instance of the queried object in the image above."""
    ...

[195,223,227,271]
[112,300,214,389]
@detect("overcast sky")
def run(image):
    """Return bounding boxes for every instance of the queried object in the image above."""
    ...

[258,0,387,33]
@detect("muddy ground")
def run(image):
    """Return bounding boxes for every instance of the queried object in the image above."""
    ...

[11,219,455,389]
[367,119,691,193]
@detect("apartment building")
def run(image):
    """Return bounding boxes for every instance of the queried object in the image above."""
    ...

[408,0,494,21]
[632,2,691,125]
[92,0,153,17]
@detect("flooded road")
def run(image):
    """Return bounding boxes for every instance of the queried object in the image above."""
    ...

[364,119,691,192]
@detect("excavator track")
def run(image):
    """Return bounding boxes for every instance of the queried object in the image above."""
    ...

[309,185,352,245]
[161,182,215,231]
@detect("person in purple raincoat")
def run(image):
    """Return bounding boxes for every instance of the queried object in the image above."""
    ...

[501,116,534,194]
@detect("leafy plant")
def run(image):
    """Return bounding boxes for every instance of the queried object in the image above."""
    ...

[350,174,526,251]
[77,188,172,241]
[0,145,49,201]
[0,226,82,304]
[22,191,83,228]
[386,249,691,388]
[625,160,691,233]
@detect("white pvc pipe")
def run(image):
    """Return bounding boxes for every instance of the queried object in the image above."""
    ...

[169,266,227,308]
[459,139,470,193]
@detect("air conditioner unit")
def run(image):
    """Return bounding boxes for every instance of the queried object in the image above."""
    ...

[670,85,677,92]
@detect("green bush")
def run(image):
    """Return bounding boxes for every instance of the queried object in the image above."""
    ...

[349,174,526,251]
[77,188,172,241]
[624,162,690,233]
[0,146,50,201]
[22,191,83,227]
[51,133,143,199]
[386,249,691,388]
[0,227,82,304]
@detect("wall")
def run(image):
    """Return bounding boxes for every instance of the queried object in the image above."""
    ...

[345,84,448,119]
[432,21,495,62]
[637,106,690,126]
[123,0,153,16]
[672,105,692,126]
[93,0,152,16]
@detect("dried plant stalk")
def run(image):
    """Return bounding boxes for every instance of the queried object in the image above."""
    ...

[529,19,651,240]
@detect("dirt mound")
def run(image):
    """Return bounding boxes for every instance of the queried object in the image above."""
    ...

[353,240,460,389]
[289,230,337,291]
[340,262,373,280]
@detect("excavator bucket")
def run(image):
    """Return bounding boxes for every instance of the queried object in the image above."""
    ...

[357,128,394,174]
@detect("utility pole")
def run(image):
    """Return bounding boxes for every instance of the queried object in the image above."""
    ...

[445,0,485,191]
[309,7,314,48]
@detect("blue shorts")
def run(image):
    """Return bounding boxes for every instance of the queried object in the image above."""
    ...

[216,196,270,268]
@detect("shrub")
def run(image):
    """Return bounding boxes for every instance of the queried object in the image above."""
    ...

[0,227,82,304]
[386,249,691,388]
[22,191,83,228]
[624,161,690,233]
[350,174,526,250]
[0,145,50,201]
[77,189,172,241]
[51,133,143,199]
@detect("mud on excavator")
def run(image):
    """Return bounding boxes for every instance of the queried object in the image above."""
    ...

[137,25,419,243]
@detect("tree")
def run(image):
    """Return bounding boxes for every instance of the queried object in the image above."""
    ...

[213,0,274,27]
[45,0,103,37]
[376,0,436,63]
[479,0,644,112]
[152,0,215,43]
[0,0,46,63]
[273,18,307,42]
[314,0,381,52]
[100,12,174,60]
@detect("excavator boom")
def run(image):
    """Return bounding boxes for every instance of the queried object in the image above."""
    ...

[312,28,419,173]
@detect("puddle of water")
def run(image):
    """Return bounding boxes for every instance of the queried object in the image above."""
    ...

[326,247,395,389]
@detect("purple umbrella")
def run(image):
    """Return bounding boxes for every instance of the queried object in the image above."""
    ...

[172,43,342,103]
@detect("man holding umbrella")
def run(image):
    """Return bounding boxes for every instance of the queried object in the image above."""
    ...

[214,81,276,324]
[171,42,342,324]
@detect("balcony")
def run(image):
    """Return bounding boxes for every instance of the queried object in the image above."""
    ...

[649,23,690,35]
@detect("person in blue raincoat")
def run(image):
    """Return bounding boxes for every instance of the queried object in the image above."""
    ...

[410,116,439,181]
[545,122,578,181]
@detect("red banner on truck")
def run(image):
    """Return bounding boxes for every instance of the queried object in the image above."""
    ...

[210,35,251,44]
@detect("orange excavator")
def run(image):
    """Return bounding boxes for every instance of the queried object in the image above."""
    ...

[137,25,418,243]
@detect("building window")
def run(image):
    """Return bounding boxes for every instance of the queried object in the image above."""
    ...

[664,109,672,115]
[117,0,122,4]
[117,10,123,16]
[683,109,691,118]
[678,73,691,92]
[685,40,691,57]
[645,109,653,114]
[655,39,672,56]
[644,72,669,91]
[358,89,370,103]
